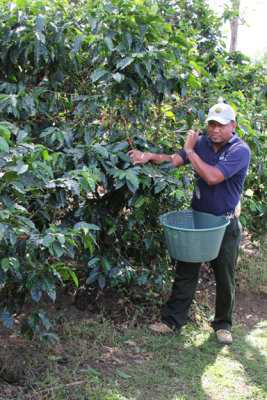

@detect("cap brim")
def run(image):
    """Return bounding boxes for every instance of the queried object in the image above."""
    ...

[206,116,230,125]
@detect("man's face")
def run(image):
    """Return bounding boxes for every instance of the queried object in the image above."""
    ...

[207,120,237,147]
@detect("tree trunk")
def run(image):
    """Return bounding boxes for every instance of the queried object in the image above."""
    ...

[230,0,240,52]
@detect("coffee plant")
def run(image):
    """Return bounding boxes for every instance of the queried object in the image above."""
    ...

[0,0,266,341]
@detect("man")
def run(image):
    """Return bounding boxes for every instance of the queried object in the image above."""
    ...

[128,103,251,344]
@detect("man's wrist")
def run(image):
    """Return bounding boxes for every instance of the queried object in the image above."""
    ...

[185,149,195,156]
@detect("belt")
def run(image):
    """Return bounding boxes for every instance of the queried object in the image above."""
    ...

[226,211,236,219]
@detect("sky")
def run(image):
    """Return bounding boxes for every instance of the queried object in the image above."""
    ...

[208,0,267,59]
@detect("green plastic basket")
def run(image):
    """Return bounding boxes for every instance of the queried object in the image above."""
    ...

[159,210,230,262]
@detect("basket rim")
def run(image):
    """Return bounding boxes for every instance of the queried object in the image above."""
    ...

[159,210,230,232]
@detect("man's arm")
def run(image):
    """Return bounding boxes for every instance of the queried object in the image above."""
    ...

[184,129,225,185]
[128,129,225,184]
[186,151,225,185]
[128,150,184,168]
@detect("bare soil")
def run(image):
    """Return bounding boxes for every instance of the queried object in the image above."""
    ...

[0,234,266,399]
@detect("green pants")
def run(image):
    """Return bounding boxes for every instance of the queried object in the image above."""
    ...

[162,218,242,332]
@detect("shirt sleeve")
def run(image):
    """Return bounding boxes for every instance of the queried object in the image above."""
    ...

[178,148,188,164]
[215,144,251,179]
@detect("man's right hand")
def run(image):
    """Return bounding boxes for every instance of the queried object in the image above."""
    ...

[128,150,151,165]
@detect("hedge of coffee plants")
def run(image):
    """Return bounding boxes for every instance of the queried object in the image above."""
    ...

[0,0,266,341]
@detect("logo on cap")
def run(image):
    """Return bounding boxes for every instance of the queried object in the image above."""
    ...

[215,107,222,114]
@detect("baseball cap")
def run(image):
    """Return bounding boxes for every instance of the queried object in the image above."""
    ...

[206,103,236,125]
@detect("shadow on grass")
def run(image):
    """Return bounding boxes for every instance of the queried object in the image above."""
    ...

[120,328,221,400]
[227,322,267,398]
[122,321,266,400]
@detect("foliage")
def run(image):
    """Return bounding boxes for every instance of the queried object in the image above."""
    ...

[0,0,266,338]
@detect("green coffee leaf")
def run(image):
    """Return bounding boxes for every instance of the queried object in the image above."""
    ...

[104,36,113,51]
[0,308,13,329]
[38,310,52,330]
[91,69,109,82]
[123,30,132,48]
[145,232,154,250]
[68,269,79,288]
[65,179,80,196]
[73,34,84,55]
[51,241,64,258]
[0,124,11,139]
[31,280,43,303]
[42,276,56,302]
[186,112,194,129]
[107,225,117,235]
[101,258,111,271]
[86,270,99,285]
[98,274,106,289]
[1,258,11,272]
[36,15,46,31]
[112,72,124,83]
[116,56,134,70]
[134,196,145,208]
[40,332,59,346]
[43,234,55,247]
[154,180,167,194]
[125,170,139,188]
[1,257,20,271]
[0,268,7,284]
[87,258,100,268]
[0,137,9,152]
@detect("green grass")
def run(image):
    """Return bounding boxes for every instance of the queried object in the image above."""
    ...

[27,317,267,400]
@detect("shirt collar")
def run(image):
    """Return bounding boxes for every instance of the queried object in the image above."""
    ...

[228,132,239,143]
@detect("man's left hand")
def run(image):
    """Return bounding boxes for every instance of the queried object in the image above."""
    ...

[184,129,200,153]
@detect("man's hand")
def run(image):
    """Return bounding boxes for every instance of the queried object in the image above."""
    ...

[128,150,151,165]
[184,129,200,154]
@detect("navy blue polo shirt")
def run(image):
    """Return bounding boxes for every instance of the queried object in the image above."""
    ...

[178,133,251,216]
